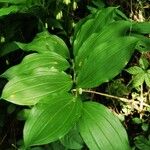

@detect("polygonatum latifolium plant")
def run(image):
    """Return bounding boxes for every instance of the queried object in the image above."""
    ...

[1,6,150,150]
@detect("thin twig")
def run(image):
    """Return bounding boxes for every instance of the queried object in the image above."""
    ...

[140,85,144,110]
[0,134,7,145]
[140,84,144,118]
[81,89,132,103]
[72,89,150,108]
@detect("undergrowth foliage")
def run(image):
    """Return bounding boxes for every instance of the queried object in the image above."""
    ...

[0,1,150,150]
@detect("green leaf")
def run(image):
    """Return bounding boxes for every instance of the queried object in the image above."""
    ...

[50,141,66,150]
[77,37,138,88]
[16,31,69,58]
[115,9,129,20]
[132,22,150,34]
[75,20,132,68]
[1,69,72,105]
[17,109,30,121]
[139,57,149,70]
[73,14,93,42]
[0,0,26,4]
[0,42,19,57]
[133,73,145,87]
[134,135,150,150]
[126,66,144,75]
[141,123,149,132]
[73,7,117,55]
[131,33,150,52]
[132,117,142,124]
[60,127,84,149]
[2,52,70,79]
[24,93,82,147]
[78,102,131,150]
[144,73,150,87]
[0,5,21,17]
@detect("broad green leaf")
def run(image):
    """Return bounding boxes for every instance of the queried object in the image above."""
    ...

[133,73,145,87]
[75,20,132,68]
[1,69,72,105]
[0,0,26,4]
[73,14,93,42]
[78,102,131,150]
[73,7,117,55]
[2,52,70,79]
[16,31,69,58]
[77,37,138,88]
[145,73,150,87]
[60,127,84,149]
[73,18,94,56]
[0,5,20,17]
[24,93,82,147]
[126,66,144,75]
[132,22,150,34]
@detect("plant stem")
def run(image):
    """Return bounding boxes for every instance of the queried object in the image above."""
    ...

[140,84,144,118]
[72,89,150,108]
[81,89,132,103]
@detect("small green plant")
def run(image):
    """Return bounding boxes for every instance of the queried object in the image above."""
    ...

[0,3,150,150]
[126,55,150,118]
[126,55,150,88]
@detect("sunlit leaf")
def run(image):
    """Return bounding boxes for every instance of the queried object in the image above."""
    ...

[24,93,82,147]
[2,52,70,79]
[77,37,138,88]
[145,73,150,87]
[73,7,117,55]
[16,31,69,58]
[133,73,145,87]
[2,69,72,105]
[75,20,132,69]
[126,66,144,75]
[78,102,131,150]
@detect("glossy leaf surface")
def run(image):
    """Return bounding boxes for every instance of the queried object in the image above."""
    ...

[73,7,117,55]
[75,20,132,69]
[2,52,69,79]
[77,37,138,88]
[16,31,69,58]
[24,93,82,147]
[78,102,131,150]
[2,69,72,105]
